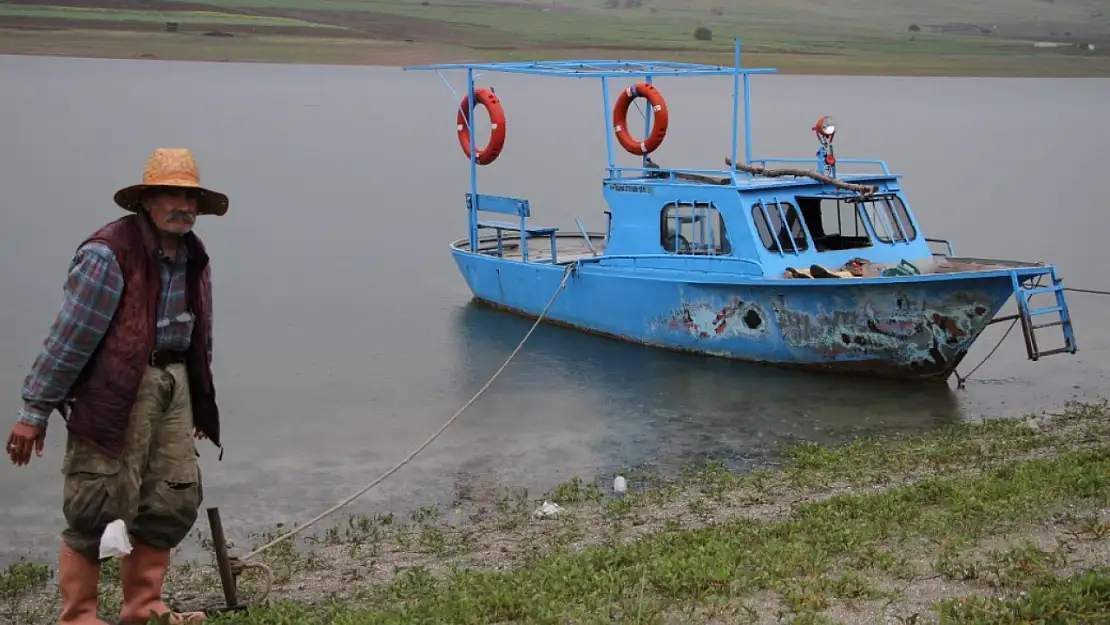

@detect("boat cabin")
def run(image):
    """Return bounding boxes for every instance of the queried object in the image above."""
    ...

[600,166,936,280]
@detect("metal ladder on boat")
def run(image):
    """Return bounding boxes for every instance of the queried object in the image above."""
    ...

[1006,268,1077,361]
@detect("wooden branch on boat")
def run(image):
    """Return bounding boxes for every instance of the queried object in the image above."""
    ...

[638,156,878,196]
[724,156,878,196]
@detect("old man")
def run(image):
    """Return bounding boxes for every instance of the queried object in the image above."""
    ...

[6,148,226,624]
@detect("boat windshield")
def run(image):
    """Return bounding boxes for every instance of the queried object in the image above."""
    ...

[791,193,916,252]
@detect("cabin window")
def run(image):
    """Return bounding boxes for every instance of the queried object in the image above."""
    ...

[794,196,874,252]
[660,201,731,255]
[857,195,917,243]
[750,201,809,253]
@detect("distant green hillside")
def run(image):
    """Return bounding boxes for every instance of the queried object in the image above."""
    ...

[158,0,1110,53]
[0,0,1105,74]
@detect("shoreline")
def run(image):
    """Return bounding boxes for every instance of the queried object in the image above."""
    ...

[3,28,1110,77]
[3,398,1109,624]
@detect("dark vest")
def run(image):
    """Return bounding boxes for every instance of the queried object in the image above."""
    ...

[62,213,220,458]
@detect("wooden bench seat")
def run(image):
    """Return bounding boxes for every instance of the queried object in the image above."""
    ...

[468,192,559,263]
[477,220,559,236]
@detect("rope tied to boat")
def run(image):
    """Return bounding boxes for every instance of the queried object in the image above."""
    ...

[954,316,1020,390]
[1063,287,1110,296]
[222,261,581,603]
[955,282,1110,389]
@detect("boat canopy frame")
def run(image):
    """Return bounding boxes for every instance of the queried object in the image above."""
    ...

[403,39,777,206]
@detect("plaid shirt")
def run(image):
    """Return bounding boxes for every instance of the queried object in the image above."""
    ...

[17,241,211,429]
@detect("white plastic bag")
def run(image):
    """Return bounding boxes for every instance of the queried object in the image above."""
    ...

[613,475,627,495]
[99,519,133,559]
[532,500,563,519]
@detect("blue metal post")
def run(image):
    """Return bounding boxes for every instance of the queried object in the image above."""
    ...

[467,68,478,252]
[601,77,615,178]
[643,75,653,171]
[730,37,739,172]
[743,72,752,164]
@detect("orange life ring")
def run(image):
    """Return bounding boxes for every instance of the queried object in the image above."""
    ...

[457,88,506,166]
[612,82,669,155]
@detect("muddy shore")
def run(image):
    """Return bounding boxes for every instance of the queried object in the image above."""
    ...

[3,399,1109,624]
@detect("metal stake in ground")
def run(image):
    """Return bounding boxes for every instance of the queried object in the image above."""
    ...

[204,507,248,615]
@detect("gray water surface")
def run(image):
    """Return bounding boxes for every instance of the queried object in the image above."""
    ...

[2,55,1108,566]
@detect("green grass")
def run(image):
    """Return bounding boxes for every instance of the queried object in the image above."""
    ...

[0,4,339,27]
[935,566,1110,623]
[209,446,1109,622]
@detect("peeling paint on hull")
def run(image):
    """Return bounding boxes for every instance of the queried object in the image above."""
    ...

[763,290,997,377]
[452,251,1016,382]
[655,296,770,340]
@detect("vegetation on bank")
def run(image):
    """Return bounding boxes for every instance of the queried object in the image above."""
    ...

[0,0,1106,76]
[1,28,1106,78]
[0,5,339,28]
[3,400,1110,624]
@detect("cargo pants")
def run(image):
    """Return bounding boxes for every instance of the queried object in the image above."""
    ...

[60,363,203,562]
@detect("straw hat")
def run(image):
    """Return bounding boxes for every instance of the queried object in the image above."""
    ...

[113,148,229,216]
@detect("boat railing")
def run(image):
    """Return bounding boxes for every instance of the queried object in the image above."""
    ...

[751,157,892,176]
[574,253,764,274]
[925,238,955,257]
[606,159,894,186]
[608,165,737,184]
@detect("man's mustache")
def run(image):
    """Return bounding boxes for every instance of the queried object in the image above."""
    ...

[167,211,195,224]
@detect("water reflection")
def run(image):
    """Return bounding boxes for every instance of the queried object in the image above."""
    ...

[450,299,962,477]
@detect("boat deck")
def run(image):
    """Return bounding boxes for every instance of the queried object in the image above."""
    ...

[458,234,1049,277]
[467,232,609,264]
[778,256,1051,280]
[929,256,1047,274]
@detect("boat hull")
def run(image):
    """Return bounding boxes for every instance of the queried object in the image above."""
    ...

[451,249,1018,381]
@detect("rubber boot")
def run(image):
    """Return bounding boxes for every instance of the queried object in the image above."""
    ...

[118,540,206,624]
[57,541,110,625]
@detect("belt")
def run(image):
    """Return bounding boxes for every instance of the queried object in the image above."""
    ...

[150,349,188,368]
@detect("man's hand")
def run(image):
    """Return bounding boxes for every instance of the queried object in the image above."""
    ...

[194,428,207,441]
[7,422,46,466]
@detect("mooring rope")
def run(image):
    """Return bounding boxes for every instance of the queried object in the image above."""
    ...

[234,262,578,574]
[955,281,1110,388]
[1063,286,1110,296]
[953,316,1019,390]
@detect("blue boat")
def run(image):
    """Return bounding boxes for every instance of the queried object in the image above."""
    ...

[403,41,1078,382]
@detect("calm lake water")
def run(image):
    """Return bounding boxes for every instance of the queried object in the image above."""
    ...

[1,55,1108,567]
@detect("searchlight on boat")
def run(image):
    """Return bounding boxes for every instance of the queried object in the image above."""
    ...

[813,116,837,175]
[813,115,835,142]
